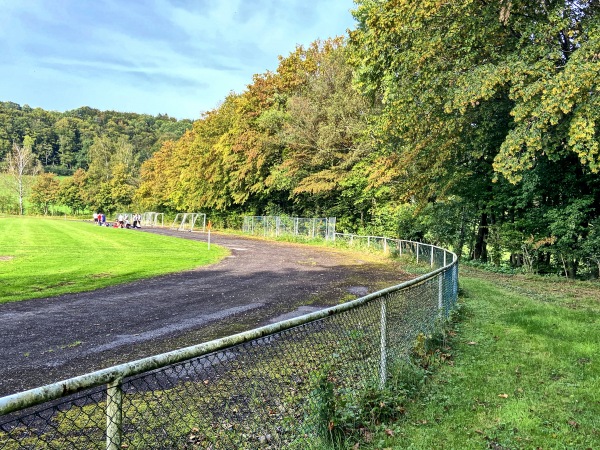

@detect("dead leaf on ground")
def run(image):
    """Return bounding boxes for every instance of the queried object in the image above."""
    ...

[498,393,509,398]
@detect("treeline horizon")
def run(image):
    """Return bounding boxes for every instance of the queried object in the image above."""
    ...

[0,101,193,175]
[2,1,599,279]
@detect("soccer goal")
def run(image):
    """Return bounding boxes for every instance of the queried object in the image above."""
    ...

[170,213,207,232]
[142,212,164,228]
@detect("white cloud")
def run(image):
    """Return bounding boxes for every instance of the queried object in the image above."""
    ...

[0,0,357,119]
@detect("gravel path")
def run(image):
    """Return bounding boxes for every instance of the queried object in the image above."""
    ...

[0,230,410,397]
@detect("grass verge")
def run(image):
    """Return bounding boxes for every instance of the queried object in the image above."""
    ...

[365,267,600,449]
[0,216,228,303]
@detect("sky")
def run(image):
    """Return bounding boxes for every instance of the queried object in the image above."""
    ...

[0,0,358,120]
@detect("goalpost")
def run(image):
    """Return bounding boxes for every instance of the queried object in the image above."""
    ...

[142,212,164,228]
[170,213,206,232]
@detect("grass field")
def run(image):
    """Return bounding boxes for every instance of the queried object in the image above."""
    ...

[365,268,600,449]
[0,216,228,303]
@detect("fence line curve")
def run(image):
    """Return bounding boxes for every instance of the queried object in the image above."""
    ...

[0,234,458,449]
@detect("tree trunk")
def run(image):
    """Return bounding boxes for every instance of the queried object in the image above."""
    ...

[510,253,523,267]
[455,206,468,261]
[567,258,579,279]
[473,213,489,262]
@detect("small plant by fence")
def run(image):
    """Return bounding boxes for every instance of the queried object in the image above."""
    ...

[243,216,336,240]
[0,237,457,449]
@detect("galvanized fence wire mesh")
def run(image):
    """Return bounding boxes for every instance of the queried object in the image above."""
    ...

[0,242,457,449]
[242,216,336,240]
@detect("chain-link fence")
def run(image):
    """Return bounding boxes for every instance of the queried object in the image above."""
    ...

[0,239,457,449]
[333,233,452,267]
[243,216,336,240]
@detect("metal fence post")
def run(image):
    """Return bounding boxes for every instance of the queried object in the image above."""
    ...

[383,238,388,254]
[328,217,336,241]
[438,273,444,315]
[379,296,388,389]
[416,243,420,264]
[106,378,123,450]
[453,263,459,304]
[430,245,434,267]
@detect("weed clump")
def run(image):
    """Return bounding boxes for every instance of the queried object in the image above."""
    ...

[305,314,459,449]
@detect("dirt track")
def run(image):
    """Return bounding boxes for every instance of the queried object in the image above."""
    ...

[0,229,411,397]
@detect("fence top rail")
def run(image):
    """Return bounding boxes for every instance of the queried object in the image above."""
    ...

[243,215,333,219]
[0,240,457,417]
[334,233,454,257]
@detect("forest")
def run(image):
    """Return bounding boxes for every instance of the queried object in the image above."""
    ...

[0,102,192,216]
[1,0,599,278]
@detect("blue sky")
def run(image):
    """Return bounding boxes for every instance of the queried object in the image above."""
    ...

[0,0,357,120]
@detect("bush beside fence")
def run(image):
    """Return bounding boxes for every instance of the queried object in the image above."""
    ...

[0,235,458,449]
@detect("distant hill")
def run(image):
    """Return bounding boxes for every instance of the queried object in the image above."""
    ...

[0,101,193,175]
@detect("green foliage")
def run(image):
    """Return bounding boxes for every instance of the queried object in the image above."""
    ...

[136,38,379,224]
[0,102,192,171]
[57,169,87,214]
[29,173,60,214]
[305,326,453,449]
[348,0,600,276]
[0,102,192,214]
[1,140,42,214]
[4,7,599,279]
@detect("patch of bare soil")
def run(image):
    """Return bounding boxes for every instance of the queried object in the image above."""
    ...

[0,230,413,396]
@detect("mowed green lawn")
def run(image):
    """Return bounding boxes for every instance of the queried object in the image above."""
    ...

[0,216,228,303]
[369,269,600,449]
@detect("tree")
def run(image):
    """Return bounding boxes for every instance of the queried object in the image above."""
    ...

[2,137,41,214]
[349,0,600,274]
[58,168,88,214]
[53,117,83,169]
[29,173,60,215]
[85,135,140,212]
[270,43,377,220]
